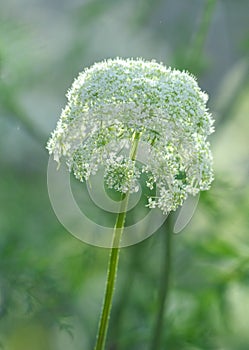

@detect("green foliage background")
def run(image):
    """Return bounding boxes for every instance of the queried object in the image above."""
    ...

[0,0,249,349]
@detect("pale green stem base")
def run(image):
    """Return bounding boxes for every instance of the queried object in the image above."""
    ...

[94,131,140,350]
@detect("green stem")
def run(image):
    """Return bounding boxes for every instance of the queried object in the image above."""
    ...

[150,214,173,350]
[94,131,141,350]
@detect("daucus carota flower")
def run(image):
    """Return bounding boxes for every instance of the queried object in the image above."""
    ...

[47,57,214,213]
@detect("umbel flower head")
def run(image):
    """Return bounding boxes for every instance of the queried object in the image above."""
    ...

[47,58,214,213]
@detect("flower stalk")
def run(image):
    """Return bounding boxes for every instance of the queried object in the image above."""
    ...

[94,131,140,350]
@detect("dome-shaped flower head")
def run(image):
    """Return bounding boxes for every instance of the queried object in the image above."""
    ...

[47,58,214,213]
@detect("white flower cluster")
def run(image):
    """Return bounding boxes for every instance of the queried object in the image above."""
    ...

[47,58,214,213]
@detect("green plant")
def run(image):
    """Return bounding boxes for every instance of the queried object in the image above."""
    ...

[47,57,214,349]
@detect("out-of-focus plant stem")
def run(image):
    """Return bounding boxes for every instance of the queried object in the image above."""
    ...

[150,214,173,350]
[187,0,217,71]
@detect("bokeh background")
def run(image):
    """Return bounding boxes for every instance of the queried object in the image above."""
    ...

[1,0,249,349]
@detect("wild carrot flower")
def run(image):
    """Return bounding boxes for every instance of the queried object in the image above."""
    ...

[47,57,215,350]
[47,57,214,213]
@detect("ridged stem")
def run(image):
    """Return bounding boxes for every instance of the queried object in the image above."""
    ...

[94,131,140,350]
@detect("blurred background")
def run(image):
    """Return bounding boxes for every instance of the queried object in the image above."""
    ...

[1,0,249,349]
